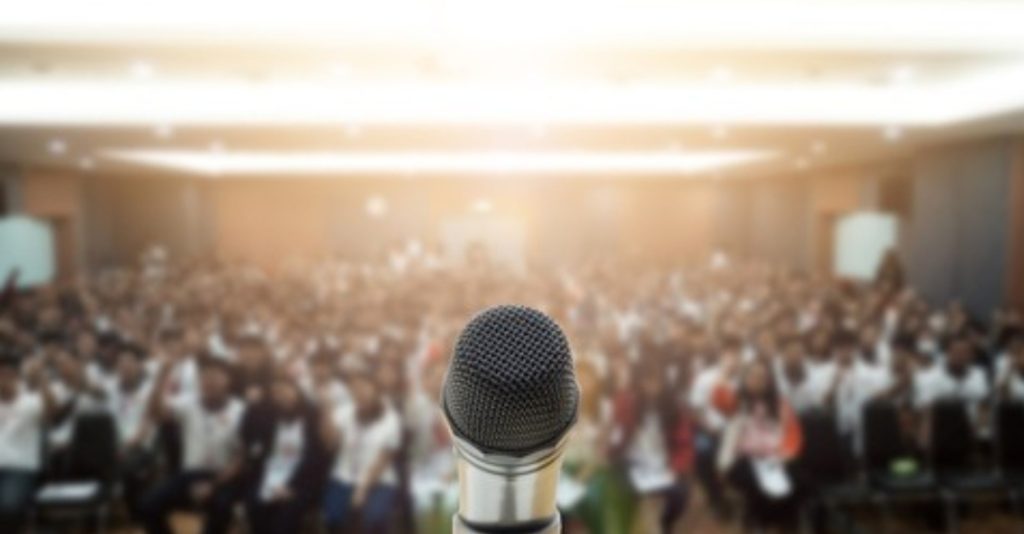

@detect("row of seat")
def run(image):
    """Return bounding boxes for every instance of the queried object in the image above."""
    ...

[796,400,1024,533]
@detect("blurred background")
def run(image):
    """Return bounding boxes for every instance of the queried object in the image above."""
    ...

[2,1,1024,533]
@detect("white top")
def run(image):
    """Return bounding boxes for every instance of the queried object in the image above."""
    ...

[914,365,989,409]
[689,367,728,431]
[105,379,155,446]
[626,411,675,493]
[627,411,669,473]
[259,419,305,500]
[167,395,245,471]
[1004,372,1024,402]
[830,360,890,449]
[167,358,199,400]
[301,376,351,412]
[331,404,401,486]
[48,381,106,449]
[0,389,45,471]
[914,364,990,435]
[85,363,118,394]
[774,361,833,413]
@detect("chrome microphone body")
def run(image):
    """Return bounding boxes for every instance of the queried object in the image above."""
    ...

[451,434,566,533]
[442,305,579,534]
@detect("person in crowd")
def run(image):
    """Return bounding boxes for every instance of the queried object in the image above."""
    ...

[106,343,160,517]
[301,350,351,410]
[233,334,275,404]
[824,330,890,452]
[140,354,246,534]
[404,356,456,534]
[717,359,803,530]
[614,357,693,534]
[688,337,739,519]
[241,370,329,534]
[561,360,631,534]
[915,337,990,434]
[47,345,105,477]
[774,335,830,413]
[996,331,1024,402]
[321,367,402,534]
[0,354,54,530]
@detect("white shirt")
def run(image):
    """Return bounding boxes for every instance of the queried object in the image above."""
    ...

[774,360,833,413]
[301,376,351,412]
[86,363,118,394]
[259,419,305,500]
[1003,372,1024,402]
[167,358,199,400]
[628,411,669,473]
[914,364,990,435]
[0,389,45,471]
[167,395,245,471]
[830,360,891,446]
[914,365,989,409]
[331,404,401,486]
[105,379,156,447]
[48,381,106,449]
[996,358,1024,402]
[689,367,729,432]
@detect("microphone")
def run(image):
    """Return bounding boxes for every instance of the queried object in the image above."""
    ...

[442,305,579,534]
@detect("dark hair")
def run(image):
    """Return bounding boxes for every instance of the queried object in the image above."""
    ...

[719,335,744,353]
[0,355,20,371]
[237,331,265,345]
[831,329,858,348]
[118,342,147,361]
[892,333,918,354]
[198,353,232,375]
[158,326,184,342]
[97,332,121,348]
[737,359,781,419]
[37,329,66,346]
[780,334,807,352]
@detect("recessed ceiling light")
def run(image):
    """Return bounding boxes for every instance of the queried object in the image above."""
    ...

[47,138,67,155]
[889,64,915,85]
[329,62,352,79]
[811,140,827,154]
[130,60,155,80]
[472,198,493,213]
[100,148,776,176]
[883,125,903,142]
[710,65,734,83]
[365,195,388,218]
[795,157,810,170]
[154,124,174,139]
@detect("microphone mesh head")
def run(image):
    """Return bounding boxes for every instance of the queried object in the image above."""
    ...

[443,305,578,455]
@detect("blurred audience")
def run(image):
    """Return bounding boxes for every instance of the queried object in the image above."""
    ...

[0,243,1021,533]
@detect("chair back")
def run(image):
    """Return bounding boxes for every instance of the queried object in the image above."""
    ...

[862,400,913,472]
[67,412,118,484]
[929,399,974,473]
[795,408,851,487]
[996,401,1024,476]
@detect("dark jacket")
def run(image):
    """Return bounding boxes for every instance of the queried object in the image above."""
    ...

[239,400,331,506]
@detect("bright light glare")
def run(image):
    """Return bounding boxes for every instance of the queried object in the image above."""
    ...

[0,59,1023,127]
[100,149,777,176]
[0,80,942,126]
[3,1,1024,52]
